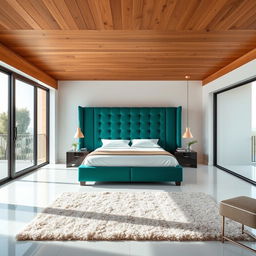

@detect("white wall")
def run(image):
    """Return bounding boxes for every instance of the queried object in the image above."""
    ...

[203,59,256,165]
[57,81,203,163]
[217,84,252,165]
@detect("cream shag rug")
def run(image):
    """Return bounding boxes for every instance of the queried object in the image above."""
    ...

[16,192,251,241]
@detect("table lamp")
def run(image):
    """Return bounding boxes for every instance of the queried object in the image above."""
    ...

[74,127,84,151]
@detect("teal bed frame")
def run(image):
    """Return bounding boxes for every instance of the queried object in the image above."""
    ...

[78,107,183,185]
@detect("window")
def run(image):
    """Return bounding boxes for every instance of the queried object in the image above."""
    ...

[0,71,9,182]
[15,79,35,173]
[214,80,256,185]
[0,67,49,185]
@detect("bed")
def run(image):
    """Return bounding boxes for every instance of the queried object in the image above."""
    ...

[84,146,179,167]
[78,107,183,185]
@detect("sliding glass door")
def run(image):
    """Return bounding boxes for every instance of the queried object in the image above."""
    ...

[15,79,35,173]
[37,88,47,165]
[214,81,256,184]
[0,67,49,185]
[0,71,10,182]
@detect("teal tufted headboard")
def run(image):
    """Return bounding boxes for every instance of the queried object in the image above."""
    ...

[78,107,182,152]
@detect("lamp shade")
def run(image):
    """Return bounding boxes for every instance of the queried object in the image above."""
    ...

[74,128,84,138]
[182,127,193,138]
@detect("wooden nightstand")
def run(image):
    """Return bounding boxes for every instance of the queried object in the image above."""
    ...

[66,151,90,168]
[174,151,197,168]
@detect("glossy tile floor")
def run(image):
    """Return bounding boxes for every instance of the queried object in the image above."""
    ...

[0,161,34,180]
[0,164,255,256]
[221,164,256,182]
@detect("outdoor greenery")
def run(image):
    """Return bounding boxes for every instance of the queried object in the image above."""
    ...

[16,108,31,134]
[0,108,30,134]
[0,108,32,160]
[0,112,8,134]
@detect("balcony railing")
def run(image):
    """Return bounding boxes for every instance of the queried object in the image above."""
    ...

[0,134,8,160]
[0,134,46,161]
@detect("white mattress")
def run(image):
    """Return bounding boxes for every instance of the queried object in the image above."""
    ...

[83,147,179,167]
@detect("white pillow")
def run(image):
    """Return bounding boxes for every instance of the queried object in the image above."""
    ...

[131,139,160,148]
[101,139,130,148]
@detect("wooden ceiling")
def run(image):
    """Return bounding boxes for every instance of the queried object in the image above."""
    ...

[1,0,256,30]
[0,0,256,82]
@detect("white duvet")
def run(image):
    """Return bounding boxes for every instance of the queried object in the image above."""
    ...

[83,147,179,167]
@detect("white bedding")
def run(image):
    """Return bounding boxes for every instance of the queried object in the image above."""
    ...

[83,147,179,167]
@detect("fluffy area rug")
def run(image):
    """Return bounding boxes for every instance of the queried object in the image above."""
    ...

[16,192,251,241]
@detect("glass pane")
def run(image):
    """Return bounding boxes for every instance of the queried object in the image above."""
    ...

[37,88,47,164]
[0,72,9,180]
[15,80,35,173]
[217,83,256,182]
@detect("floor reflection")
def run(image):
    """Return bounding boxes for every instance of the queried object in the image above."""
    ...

[220,165,256,183]
[0,164,255,256]
[0,234,40,256]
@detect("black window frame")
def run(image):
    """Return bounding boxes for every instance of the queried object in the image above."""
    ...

[0,68,11,184]
[0,65,50,185]
[213,76,256,186]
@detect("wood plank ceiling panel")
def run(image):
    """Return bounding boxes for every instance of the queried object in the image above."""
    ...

[98,0,114,30]
[42,0,72,29]
[110,0,123,29]
[1,0,256,30]
[16,0,61,29]
[0,0,255,82]
[0,30,255,81]
[121,0,133,29]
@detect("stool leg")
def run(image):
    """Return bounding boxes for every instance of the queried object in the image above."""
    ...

[242,224,244,234]
[222,216,225,243]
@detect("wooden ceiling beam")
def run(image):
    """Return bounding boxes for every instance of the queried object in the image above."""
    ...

[0,43,57,89]
[202,48,256,85]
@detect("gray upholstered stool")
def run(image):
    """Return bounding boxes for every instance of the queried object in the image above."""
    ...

[220,196,256,253]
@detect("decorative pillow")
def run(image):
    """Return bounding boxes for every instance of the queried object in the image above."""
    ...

[101,139,130,148]
[131,139,160,148]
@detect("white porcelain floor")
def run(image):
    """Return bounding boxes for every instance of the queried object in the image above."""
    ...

[220,164,256,182]
[0,164,255,256]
